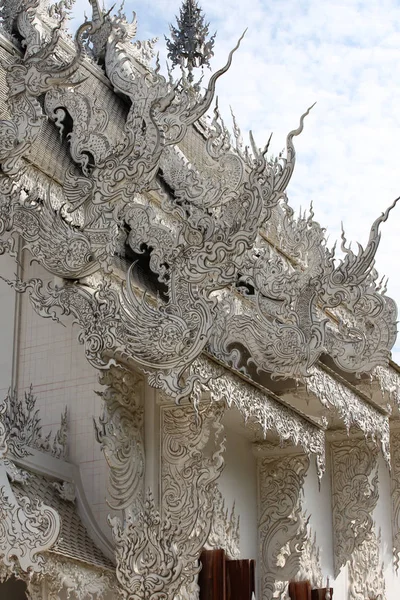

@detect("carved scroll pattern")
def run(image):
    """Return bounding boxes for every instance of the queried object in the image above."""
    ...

[0,463,61,574]
[0,0,396,420]
[191,356,326,480]
[257,453,310,600]
[349,535,385,600]
[331,439,385,599]
[95,365,145,516]
[161,402,240,564]
[0,389,61,575]
[0,0,89,177]
[1,0,393,400]
[391,431,400,571]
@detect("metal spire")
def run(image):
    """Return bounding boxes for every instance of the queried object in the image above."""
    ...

[165,0,216,83]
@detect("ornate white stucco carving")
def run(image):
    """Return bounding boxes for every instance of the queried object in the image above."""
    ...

[390,431,400,570]
[0,0,396,414]
[42,554,116,600]
[1,386,68,459]
[296,524,323,589]
[95,365,144,516]
[0,0,89,177]
[205,488,240,560]
[0,386,61,575]
[95,379,232,600]
[306,366,391,468]
[161,402,239,562]
[193,356,326,480]
[257,452,310,600]
[330,438,385,599]
[349,534,385,600]
[374,365,400,410]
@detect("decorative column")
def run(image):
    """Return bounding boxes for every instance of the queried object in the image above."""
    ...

[96,367,233,599]
[330,437,385,600]
[160,400,239,597]
[255,444,323,600]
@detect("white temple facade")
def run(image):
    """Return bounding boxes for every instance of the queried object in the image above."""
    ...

[0,1,400,599]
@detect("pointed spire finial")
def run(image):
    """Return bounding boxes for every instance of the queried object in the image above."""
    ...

[165,0,216,84]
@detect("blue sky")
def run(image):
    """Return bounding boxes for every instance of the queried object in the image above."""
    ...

[73,0,400,362]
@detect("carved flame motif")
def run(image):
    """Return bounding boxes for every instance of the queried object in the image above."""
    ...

[0,386,61,574]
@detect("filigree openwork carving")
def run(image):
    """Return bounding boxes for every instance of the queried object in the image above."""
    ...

[108,397,228,600]
[349,534,385,600]
[306,366,391,467]
[296,525,323,589]
[1,386,68,459]
[195,356,326,479]
[257,452,310,600]
[42,554,117,600]
[331,438,384,598]
[205,488,240,560]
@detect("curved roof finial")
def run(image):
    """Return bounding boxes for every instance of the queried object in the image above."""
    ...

[165,0,216,84]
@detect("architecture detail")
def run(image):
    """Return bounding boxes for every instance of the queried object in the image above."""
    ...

[296,526,324,589]
[194,356,327,479]
[348,534,385,600]
[0,0,396,416]
[0,393,61,575]
[166,0,216,83]
[307,366,391,467]
[205,489,240,560]
[391,431,400,570]
[112,399,229,599]
[40,554,116,600]
[95,366,145,516]
[257,452,311,600]
[1,386,68,459]
[0,0,399,597]
[331,439,385,598]
[161,402,239,562]
[0,0,88,177]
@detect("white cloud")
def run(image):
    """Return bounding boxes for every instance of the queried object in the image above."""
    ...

[74,0,400,361]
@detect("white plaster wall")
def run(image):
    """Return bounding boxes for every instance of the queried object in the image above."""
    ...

[0,252,16,397]
[218,424,258,562]
[15,257,112,541]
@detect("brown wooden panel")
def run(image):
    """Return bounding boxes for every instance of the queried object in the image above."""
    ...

[288,581,312,600]
[311,588,333,600]
[0,577,28,600]
[226,559,255,600]
[199,549,226,600]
